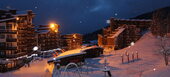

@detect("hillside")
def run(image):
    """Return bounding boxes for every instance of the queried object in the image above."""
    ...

[83,6,170,42]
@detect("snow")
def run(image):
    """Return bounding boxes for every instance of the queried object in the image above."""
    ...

[0,59,51,77]
[53,52,86,61]
[108,27,125,38]
[51,46,102,61]
[56,46,102,58]
[0,18,15,22]
[115,18,152,22]
[1,32,170,77]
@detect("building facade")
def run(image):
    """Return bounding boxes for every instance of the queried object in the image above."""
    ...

[0,10,35,72]
[61,33,83,50]
[98,17,152,50]
[36,25,61,51]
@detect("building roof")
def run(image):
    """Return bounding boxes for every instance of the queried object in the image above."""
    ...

[115,18,152,22]
[56,46,102,58]
[37,30,49,34]
[0,17,15,22]
[0,10,35,22]
[48,46,103,63]
[13,10,35,17]
[108,27,125,38]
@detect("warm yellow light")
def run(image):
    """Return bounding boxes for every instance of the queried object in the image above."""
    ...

[16,17,19,20]
[73,34,77,38]
[55,29,58,33]
[50,24,55,28]
[49,23,60,33]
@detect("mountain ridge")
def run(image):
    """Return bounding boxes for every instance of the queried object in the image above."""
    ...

[83,6,170,42]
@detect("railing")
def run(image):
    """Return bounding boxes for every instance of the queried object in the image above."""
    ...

[6,38,17,42]
[0,47,17,50]
[0,30,17,34]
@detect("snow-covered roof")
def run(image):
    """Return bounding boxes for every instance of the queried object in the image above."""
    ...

[115,18,152,22]
[54,46,102,59]
[108,28,125,38]
[54,52,86,60]
[13,11,35,17]
[80,46,103,51]
[37,30,49,34]
[0,18,15,22]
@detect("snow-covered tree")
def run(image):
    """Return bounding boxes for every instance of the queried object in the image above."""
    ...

[152,9,170,66]
[157,36,170,66]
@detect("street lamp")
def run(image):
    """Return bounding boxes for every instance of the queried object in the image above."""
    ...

[33,46,38,51]
[50,23,60,32]
[130,42,135,46]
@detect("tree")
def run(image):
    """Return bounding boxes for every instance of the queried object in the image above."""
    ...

[158,36,170,66]
[151,9,170,66]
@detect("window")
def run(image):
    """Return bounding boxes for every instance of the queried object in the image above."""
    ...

[6,43,12,47]
[6,24,12,29]
[7,34,12,38]
[0,51,5,56]
[0,34,5,39]
[0,42,5,47]
[0,26,5,29]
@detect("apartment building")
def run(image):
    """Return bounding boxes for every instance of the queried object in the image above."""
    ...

[0,10,35,72]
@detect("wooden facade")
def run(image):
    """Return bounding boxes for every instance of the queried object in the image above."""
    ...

[61,33,83,50]
[36,25,61,51]
[98,17,152,50]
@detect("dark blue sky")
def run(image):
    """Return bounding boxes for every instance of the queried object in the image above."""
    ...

[0,0,170,34]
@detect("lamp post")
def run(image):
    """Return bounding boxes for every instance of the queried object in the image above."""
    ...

[72,34,77,49]
[35,28,42,58]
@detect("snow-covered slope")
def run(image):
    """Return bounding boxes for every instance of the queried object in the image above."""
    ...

[98,32,170,77]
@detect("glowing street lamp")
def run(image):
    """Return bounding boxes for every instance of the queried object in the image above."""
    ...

[50,23,55,29]
[33,46,39,51]
[49,23,60,33]
[16,17,19,21]
[130,42,135,46]
[73,34,77,39]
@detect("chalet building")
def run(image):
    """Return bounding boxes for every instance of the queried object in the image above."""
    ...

[0,10,35,72]
[98,17,152,50]
[36,25,61,51]
[61,33,82,50]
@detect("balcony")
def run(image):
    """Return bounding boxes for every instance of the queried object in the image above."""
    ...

[6,38,17,42]
[0,52,27,58]
[0,30,17,34]
[0,47,17,50]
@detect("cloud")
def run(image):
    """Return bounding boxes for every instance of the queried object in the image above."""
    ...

[90,0,111,12]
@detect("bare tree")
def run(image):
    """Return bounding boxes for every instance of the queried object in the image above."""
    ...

[158,36,170,66]
[151,9,170,66]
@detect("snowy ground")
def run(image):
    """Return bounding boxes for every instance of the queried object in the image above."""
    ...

[0,32,170,77]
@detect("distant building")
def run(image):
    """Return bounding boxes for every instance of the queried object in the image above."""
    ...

[36,25,61,51]
[98,17,152,50]
[61,33,82,50]
[0,10,35,72]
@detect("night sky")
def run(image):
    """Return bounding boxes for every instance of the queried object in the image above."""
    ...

[0,0,170,34]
